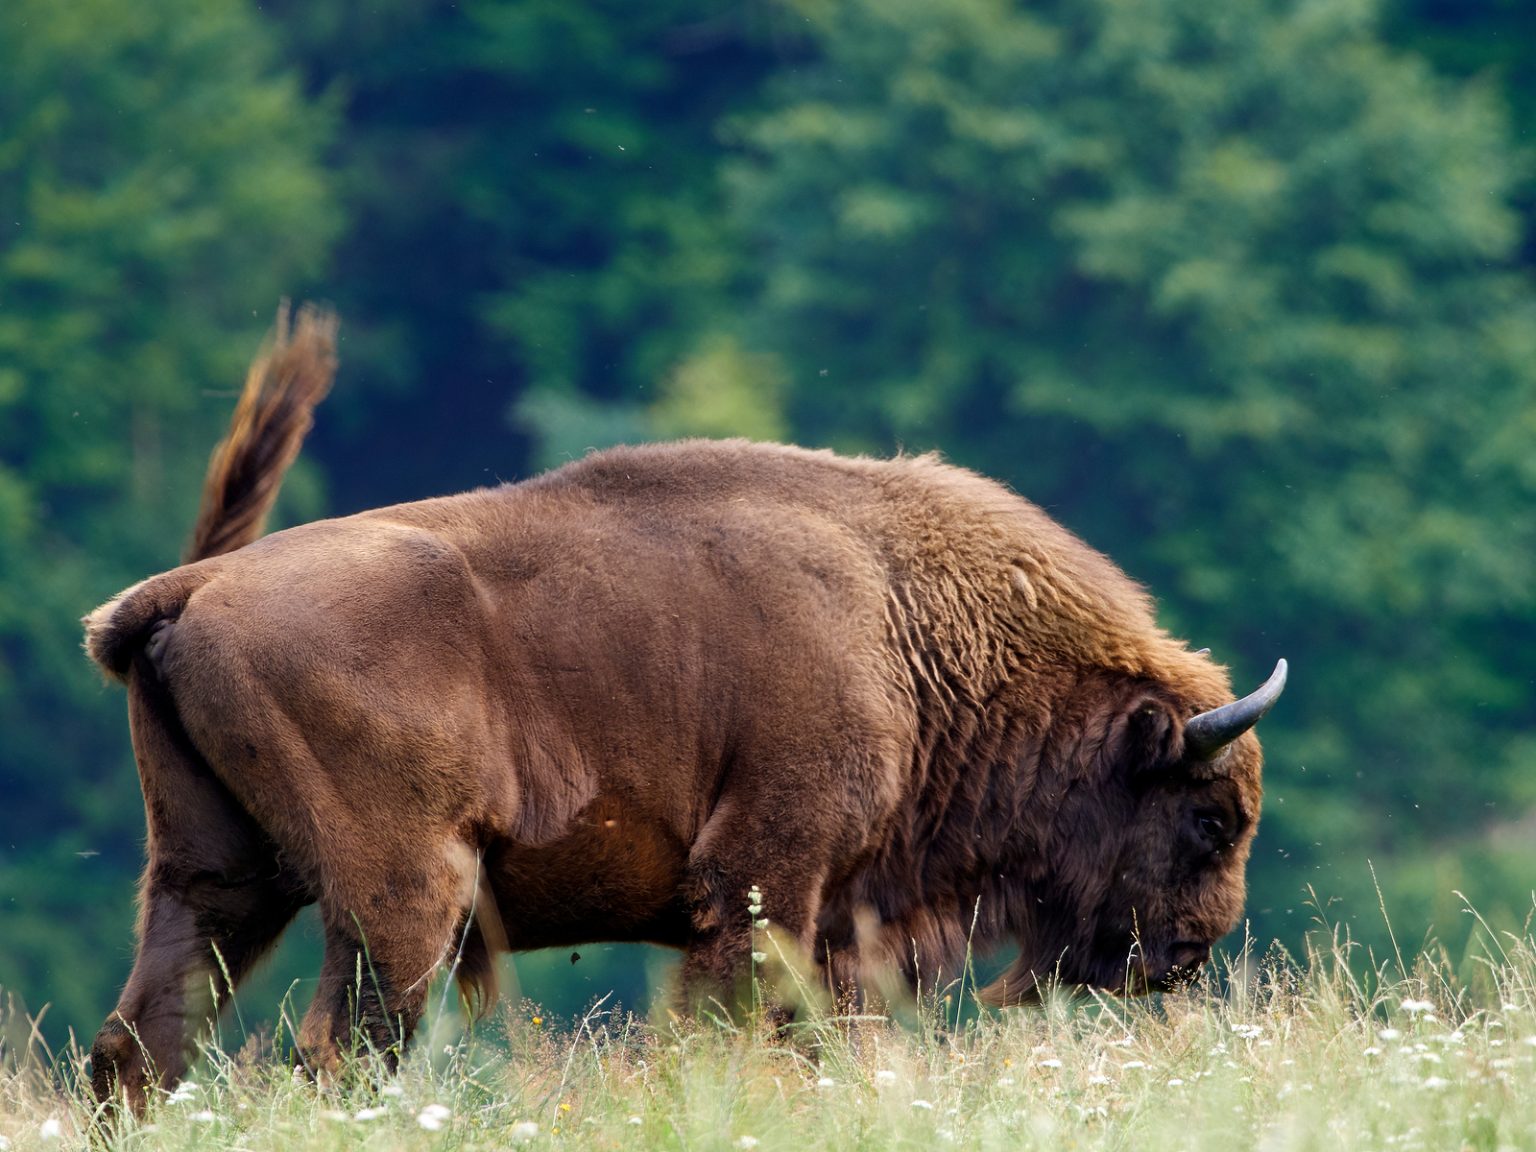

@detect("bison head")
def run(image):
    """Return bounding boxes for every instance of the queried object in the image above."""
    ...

[986,659,1286,1002]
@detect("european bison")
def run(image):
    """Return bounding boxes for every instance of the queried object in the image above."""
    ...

[87,308,1285,1108]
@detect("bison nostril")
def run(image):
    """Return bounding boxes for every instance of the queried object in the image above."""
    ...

[1171,942,1211,970]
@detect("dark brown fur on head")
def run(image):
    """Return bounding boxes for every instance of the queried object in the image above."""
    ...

[83,321,1280,1111]
[817,564,1263,1004]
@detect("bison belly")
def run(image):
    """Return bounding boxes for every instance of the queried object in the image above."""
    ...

[488,797,693,950]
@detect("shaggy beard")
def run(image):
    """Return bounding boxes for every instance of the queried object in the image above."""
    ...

[977,935,1198,1006]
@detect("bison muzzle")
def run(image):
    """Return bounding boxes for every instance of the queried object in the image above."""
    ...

[84,307,1285,1109]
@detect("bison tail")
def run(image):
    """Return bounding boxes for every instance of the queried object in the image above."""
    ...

[185,303,338,564]
[82,566,219,683]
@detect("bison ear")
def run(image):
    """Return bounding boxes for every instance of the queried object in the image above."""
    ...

[1106,698,1180,783]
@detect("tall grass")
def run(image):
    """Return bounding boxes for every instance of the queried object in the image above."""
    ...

[3,919,1535,1151]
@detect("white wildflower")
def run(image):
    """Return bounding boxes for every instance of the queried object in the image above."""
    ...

[1108,1036,1135,1047]
[627,1116,643,1126]
[1088,1075,1111,1086]
[1364,1046,1383,1057]
[381,1084,405,1097]
[39,1118,62,1141]
[755,918,769,929]
[1500,1002,1519,1012]
[0,1135,11,1151]
[1422,1076,1450,1090]
[1524,1036,1536,1048]
[737,1137,759,1149]
[1167,1078,1185,1087]
[875,1069,897,1084]
[1122,1060,1148,1070]
[1400,998,1434,1015]
[191,1111,216,1123]
[751,952,767,963]
[511,1120,541,1141]
[998,1077,1016,1087]
[912,1099,934,1110]
[1038,1058,1062,1069]
[355,1107,384,1121]
[322,1110,350,1122]
[1380,1028,1402,1041]
[817,1077,836,1088]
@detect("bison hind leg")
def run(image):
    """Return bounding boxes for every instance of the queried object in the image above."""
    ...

[297,839,494,1078]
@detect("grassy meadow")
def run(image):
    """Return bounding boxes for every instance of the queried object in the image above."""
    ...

[3,912,1535,1152]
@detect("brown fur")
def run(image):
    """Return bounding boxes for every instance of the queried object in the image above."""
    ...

[187,302,336,562]
[85,342,1278,1109]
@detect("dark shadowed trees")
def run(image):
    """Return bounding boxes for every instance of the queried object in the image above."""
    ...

[716,0,1536,938]
[0,0,336,1028]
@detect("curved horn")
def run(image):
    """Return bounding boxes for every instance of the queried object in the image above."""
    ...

[1184,659,1288,760]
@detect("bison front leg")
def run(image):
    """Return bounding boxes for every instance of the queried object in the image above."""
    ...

[680,797,838,1018]
[296,852,469,1078]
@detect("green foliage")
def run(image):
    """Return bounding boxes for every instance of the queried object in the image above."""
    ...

[720,0,1536,945]
[255,0,784,505]
[0,0,336,1029]
[1388,0,1536,143]
[4,0,1536,1046]
[516,334,787,468]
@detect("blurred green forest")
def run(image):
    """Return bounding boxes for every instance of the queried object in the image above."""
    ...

[3,0,1536,1040]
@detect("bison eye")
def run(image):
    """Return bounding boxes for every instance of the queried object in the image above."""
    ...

[1194,810,1227,849]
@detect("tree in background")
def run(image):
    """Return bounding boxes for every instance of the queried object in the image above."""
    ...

[6,0,1536,1038]
[0,0,336,1028]
[258,0,787,503]
[715,0,1536,941]
[253,0,1536,964]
